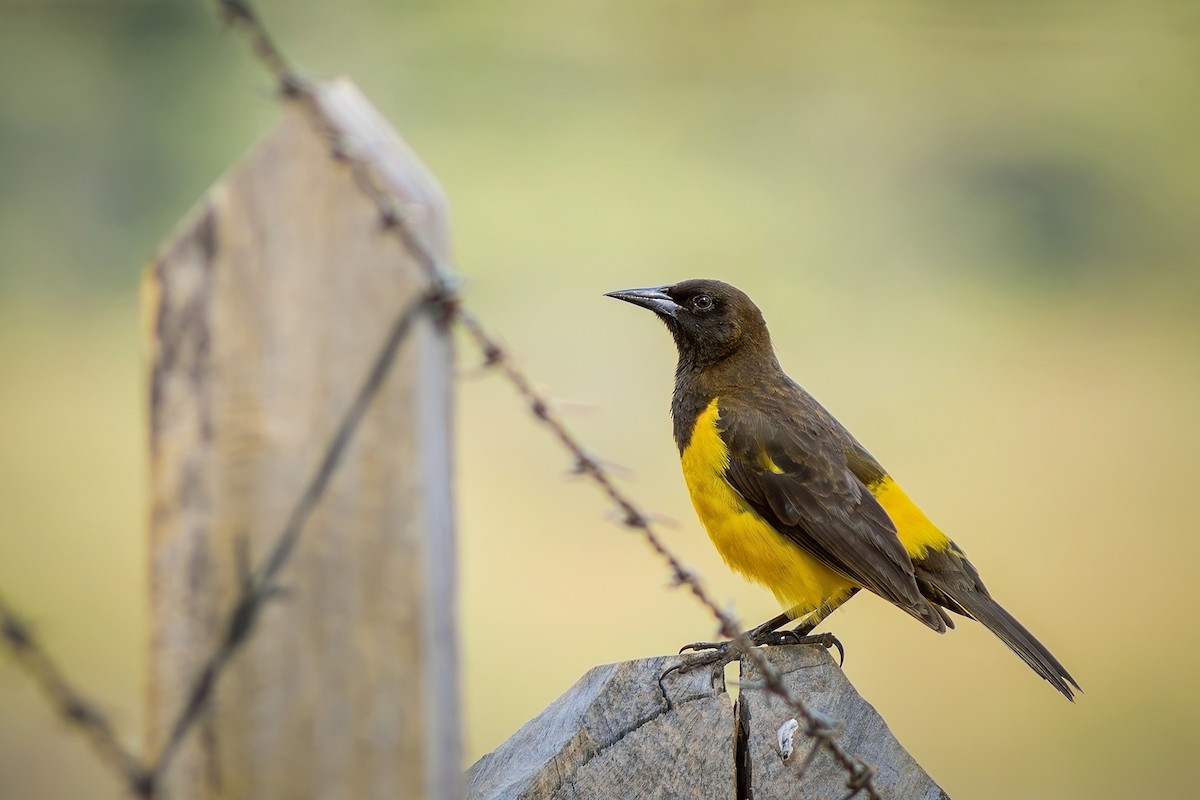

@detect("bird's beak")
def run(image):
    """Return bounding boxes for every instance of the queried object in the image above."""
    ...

[604,286,681,318]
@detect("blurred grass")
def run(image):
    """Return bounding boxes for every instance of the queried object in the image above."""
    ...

[2,1,1199,797]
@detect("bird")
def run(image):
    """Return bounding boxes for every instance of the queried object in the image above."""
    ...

[606,278,1079,700]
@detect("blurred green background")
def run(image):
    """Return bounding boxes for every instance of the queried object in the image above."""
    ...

[2,1,1198,797]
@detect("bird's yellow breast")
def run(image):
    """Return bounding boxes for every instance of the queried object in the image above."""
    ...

[680,399,855,613]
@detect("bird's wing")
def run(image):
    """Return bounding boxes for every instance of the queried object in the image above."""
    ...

[718,401,945,631]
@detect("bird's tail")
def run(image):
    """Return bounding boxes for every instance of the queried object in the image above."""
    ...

[950,588,1080,701]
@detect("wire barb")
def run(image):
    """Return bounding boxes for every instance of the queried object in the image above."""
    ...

[0,593,152,796]
[216,0,298,94]
[0,3,885,798]
[794,737,824,783]
[146,291,435,784]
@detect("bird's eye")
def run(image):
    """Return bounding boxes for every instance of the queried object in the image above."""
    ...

[693,294,714,311]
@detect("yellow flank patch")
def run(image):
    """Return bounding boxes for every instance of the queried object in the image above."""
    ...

[680,398,857,614]
[867,476,951,558]
[757,450,785,474]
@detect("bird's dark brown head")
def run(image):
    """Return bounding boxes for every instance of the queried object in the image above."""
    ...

[605,278,776,374]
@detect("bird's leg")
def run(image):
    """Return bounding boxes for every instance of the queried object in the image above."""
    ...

[756,590,860,665]
[677,609,795,654]
[667,614,844,690]
[666,611,793,684]
[665,609,846,691]
[756,620,845,666]
[677,591,858,667]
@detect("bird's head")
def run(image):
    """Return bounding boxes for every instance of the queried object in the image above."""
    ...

[605,278,773,372]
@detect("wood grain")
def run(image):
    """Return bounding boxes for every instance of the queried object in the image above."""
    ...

[467,655,734,800]
[145,79,459,800]
[468,648,948,799]
[738,647,948,799]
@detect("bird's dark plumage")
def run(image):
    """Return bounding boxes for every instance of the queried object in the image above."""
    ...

[607,278,1079,700]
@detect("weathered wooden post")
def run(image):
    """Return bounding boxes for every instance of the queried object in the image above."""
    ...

[467,648,947,799]
[466,655,735,799]
[736,648,947,799]
[144,79,459,799]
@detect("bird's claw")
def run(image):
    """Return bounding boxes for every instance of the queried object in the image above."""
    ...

[758,630,845,666]
[678,640,729,655]
[679,630,845,665]
[659,644,742,708]
[673,641,741,673]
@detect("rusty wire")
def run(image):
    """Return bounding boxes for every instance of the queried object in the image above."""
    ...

[211,1,882,797]
[145,289,442,790]
[1,3,885,798]
[2,291,435,800]
[0,593,153,795]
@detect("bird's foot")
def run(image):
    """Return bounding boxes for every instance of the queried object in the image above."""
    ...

[660,630,844,709]
[756,630,844,666]
[678,629,844,666]
[678,639,734,655]
[658,642,741,708]
[676,639,741,668]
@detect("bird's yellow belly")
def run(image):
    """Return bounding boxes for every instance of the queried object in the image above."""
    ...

[680,400,857,615]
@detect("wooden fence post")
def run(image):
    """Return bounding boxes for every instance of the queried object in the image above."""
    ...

[467,648,948,799]
[144,79,459,799]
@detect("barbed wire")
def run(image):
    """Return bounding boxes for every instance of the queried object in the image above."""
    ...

[1,3,884,798]
[211,1,881,797]
[144,289,443,792]
[2,289,437,799]
[0,593,152,795]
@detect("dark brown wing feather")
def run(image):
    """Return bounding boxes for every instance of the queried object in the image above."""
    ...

[839,408,1080,698]
[914,545,1080,699]
[716,396,946,633]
